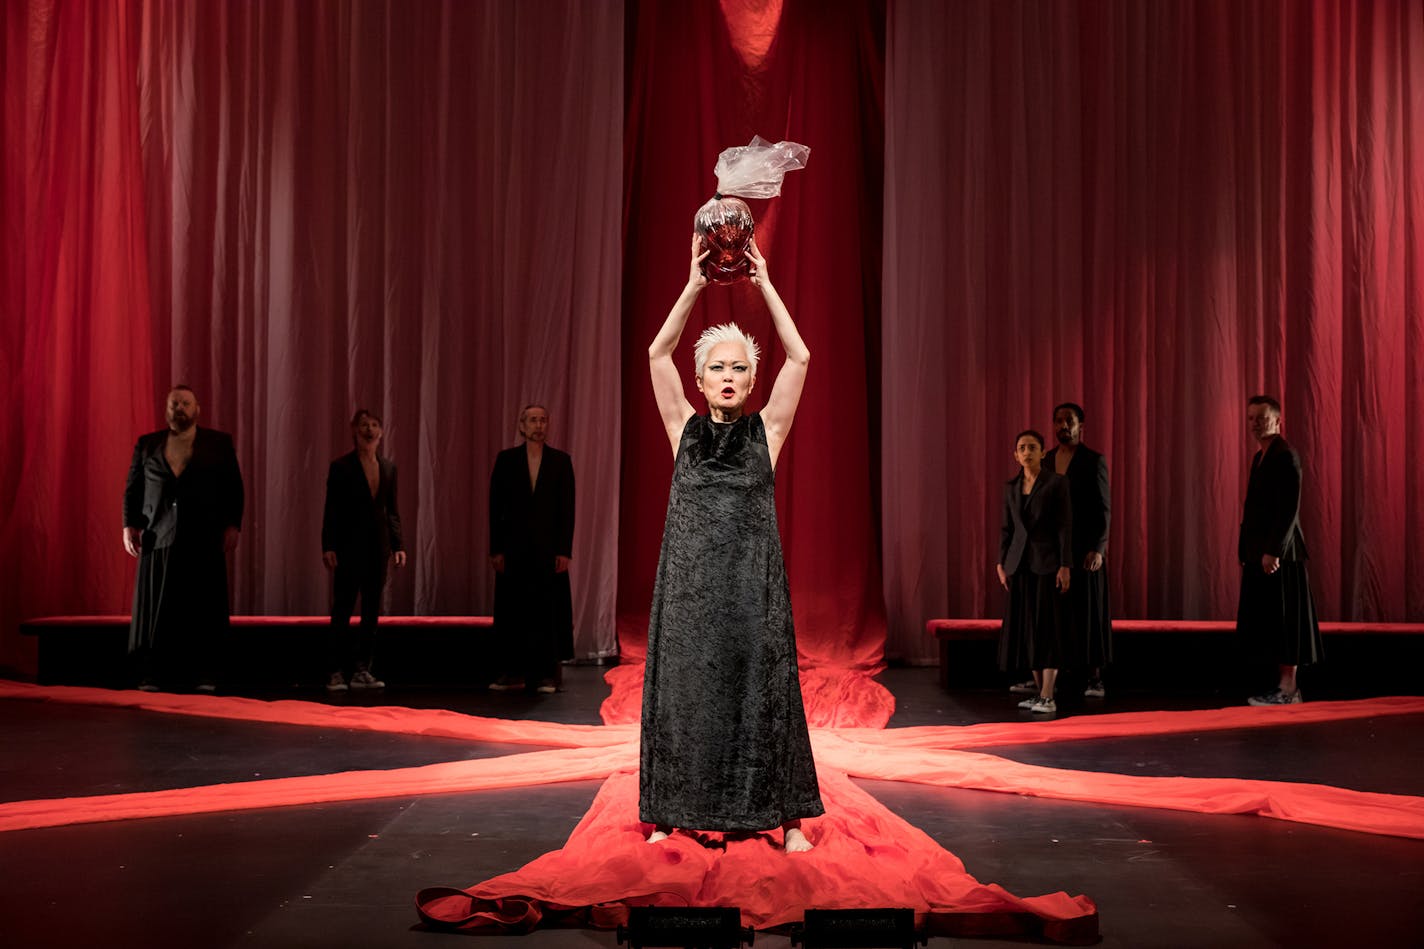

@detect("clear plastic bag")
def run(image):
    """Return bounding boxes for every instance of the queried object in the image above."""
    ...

[694,136,810,283]
[711,136,810,199]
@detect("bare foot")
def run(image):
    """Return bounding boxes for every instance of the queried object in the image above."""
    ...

[647,830,670,844]
[784,827,814,852]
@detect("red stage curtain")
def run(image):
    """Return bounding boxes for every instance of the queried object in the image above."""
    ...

[0,0,157,672]
[6,0,1423,674]
[881,0,1424,661]
[616,0,889,677]
[1,0,626,670]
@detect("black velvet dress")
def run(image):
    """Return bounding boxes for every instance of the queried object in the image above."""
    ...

[639,413,824,831]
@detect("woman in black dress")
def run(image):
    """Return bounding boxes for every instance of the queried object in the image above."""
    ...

[639,236,822,852]
[996,430,1072,713]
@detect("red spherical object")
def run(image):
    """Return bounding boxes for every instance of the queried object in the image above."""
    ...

[694,196,754,283]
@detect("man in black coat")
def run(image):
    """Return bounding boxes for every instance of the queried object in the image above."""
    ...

[123,385,243,691]
[1043,401,1112,699]
[487,404,575,693]
[1237,395,1322,705]
[321,409,406,691]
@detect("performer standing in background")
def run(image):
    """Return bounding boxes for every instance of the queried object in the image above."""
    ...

[1237,395,1322,705]
[487,404,575,694]
[1043,402,1112,700]
[123,385,243,693]
[322,409,406,692]
[639,236,822,852]
[997,429,1072,714]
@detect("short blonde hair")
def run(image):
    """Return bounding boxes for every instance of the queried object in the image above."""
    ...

[693,323,760,378]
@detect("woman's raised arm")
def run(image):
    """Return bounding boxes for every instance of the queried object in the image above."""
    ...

[648,236,709,456]
[748,238,809,468]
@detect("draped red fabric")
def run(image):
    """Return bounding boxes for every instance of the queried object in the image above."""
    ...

[416,770,1101,942]
[1,0,626,671]
[7,685,1424,941]
[881,0,1424,661]
[0,0,157,673]
[616,0,888,682]
[5,681,1421,842]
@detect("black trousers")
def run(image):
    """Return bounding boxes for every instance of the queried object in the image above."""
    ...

[328,554,388,675]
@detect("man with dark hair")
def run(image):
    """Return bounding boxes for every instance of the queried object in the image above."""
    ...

[322,408,406,691]
[1042,401,1112,699]
[1237,394,1322,704]
[487,404,575,693]
[123,385,244,692]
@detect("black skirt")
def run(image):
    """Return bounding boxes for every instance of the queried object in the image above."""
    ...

[999,569,1067,671]
[1061,564,1112,669]
[1236,561,1324,666]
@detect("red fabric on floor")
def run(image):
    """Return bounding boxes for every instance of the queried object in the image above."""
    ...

[4,682,1422,840]
[4,677,1422,946]
[823,696,1424,751]
[598,660,895,729]
[416,769,1099,942]
[0,680,634,748]
[812,737,1424,840]
[0,745,636,833]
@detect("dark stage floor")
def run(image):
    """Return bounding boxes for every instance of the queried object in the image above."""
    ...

[1,667,1420,949]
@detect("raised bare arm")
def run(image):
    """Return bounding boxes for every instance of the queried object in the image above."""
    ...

[648,236,707,456]
[747,238,809,469]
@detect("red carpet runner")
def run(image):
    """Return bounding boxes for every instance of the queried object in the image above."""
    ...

[3,679,1424,942]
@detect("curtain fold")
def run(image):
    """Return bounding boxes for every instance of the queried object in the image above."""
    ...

[5,0,1422,676]
[2,0,625,670]
[881,0,1424,662]
[616,0,889,674]
[0,0,156,672]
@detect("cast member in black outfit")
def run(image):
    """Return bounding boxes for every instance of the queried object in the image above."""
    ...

[487,404,575,694]
[123,385,243,692]
[1043,402,1112,699]
[640,236,821,852]
[1237,395,1322,705]
[997,430,1073,714]
[322,409,406,691]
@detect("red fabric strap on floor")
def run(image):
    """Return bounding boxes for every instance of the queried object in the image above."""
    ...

[415,769,1100,942]
[599,663,896,728]
[823,696,1424,750]
[6,678,1423,944]
[0,680,632,748]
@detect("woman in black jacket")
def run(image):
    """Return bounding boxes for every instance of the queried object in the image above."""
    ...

[996,429,1073,713]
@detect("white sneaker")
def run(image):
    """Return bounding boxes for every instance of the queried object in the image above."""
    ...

[1009,679,1038,694]
[1028,696,1057,714]
[1084,680,1106,699]
[349,669,385,689]
[325,672,348,692]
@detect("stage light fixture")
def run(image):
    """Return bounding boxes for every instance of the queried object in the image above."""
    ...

[789,908,925,949]
[617,906,754,949]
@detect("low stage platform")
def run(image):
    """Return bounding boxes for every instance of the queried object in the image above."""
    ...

[1,666,1420,948]
[19,615,498,689]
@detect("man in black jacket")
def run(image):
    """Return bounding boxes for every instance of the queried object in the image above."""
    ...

[123,386,243,692]
[488,404,575,693]
[322,409,406,691]
[1043,402,1112,700]
[1237,395,1322,705]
